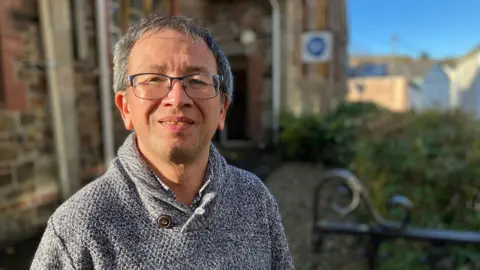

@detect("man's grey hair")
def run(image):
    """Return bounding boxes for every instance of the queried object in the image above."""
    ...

[113,15,233,101]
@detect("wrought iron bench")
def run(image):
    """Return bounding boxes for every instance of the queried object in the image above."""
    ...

[312,169,480,270]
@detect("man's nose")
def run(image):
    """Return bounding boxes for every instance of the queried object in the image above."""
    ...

[162,79,192,107]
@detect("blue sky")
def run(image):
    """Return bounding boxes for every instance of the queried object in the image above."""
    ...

[347,0,480,59]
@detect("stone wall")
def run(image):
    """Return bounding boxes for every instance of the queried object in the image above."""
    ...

[0,0,105,245]
[74,0,105,185]
[0,0,59,245]
[282,0,348,116]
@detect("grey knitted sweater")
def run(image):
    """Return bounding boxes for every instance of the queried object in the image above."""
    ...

[31,134,294,269]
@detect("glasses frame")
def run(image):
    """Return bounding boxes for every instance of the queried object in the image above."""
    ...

[127,72,224,100]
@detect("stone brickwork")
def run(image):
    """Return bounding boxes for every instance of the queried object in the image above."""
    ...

[0,0,105,245]
[282,0,348,116]
[0,0,59,245]
[0,1,28,111]
[74,1,105,185]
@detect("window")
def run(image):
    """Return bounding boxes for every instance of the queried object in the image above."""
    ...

[109,0,160,49]
[110,0,123,49]
[0,24,4,107]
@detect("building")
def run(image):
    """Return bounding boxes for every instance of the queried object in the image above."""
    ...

[347,56,433,111]
[410,46,480,114]
[283,0,348,117]
[0,0,103,246]
[420,63,451,110]
[347,46,480,115]
[0,0,348,245]
[450,46,480,117]
[348,76,411,111]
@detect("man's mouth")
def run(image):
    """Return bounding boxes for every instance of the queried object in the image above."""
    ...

[158,117,194,124]
[162,121,189,125]
[158,117,194,132]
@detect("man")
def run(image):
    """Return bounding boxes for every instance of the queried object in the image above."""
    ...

[31,15,294,269]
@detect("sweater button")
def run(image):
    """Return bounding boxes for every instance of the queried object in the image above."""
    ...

[157,215,172,228]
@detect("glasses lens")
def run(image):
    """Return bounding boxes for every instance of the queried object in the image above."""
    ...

[132,74,220,100]
[132,74,170,99]
[184,74,219,99]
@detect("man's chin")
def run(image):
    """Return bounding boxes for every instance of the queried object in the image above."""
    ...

[166,145,198,164]
[151,136,205,163]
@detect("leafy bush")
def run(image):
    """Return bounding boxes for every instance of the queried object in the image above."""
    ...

[279,112,324,162]
[279,103,480,269]
[352,110,480,229]
[351,110,480,269]
[279,101,383,167]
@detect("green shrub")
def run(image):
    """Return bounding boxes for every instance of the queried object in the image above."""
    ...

[279,103,480,269]
[321,101,384,167]
[279,101,383,167]
[352,110,480,228]
[352,110,480,269]
[279,113,324,162]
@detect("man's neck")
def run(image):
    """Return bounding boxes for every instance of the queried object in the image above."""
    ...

[154,156,208,205]
[138,141,210,206]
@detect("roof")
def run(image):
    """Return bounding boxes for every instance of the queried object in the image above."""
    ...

[436,45,479,69]
[387,60,435,79]
[349,55,435,79]
[461,45,480,61]
[441,58,458,68]
[452,45,480,89]
[349,55,414,67]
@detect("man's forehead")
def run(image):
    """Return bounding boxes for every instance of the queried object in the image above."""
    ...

[139,30,206,53]
[129,30,217,73]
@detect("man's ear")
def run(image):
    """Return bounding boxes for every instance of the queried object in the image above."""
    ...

[217,96,230,130]
[115,91,133,130]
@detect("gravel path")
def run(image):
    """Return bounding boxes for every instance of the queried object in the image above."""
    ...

[266,162,368,270]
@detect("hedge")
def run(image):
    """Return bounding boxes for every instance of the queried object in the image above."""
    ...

[279,102,480,269]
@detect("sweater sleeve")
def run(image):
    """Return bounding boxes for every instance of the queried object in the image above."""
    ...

[269,196,295,269]
[30,220,75,270]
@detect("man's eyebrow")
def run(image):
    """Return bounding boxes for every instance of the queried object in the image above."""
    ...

[144,64,210,74]
[185,65,209,74]
[147,64,167,73]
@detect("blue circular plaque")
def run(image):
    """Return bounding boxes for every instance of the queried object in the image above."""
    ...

[306,36,326,57]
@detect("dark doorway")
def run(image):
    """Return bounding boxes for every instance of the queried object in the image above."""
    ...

[212,55,250,143]
[226,69,248,140]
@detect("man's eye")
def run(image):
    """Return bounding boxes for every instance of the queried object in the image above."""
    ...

[147,76,165,83]
[190,79,208,85]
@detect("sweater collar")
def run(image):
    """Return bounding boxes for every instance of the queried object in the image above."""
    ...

[116,133,229,230]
